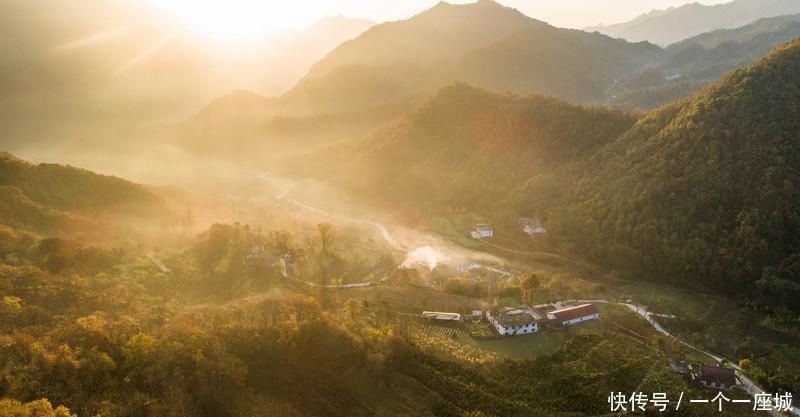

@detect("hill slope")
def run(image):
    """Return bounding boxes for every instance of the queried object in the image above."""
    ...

[557,38,800,313]
[301,84,638,213]
[0,152,166,237]
[586,0,800,46]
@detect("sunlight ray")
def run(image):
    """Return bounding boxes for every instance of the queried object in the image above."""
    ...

[51,26,130,53]
[112,36,173,76]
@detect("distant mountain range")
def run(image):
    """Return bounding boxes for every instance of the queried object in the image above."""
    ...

[586,0,800,46]
[610,13,800,109]
[277,0,660,116]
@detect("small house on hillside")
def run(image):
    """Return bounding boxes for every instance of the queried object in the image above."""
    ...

[487,306,546,335]
[691,364,739,391]
[547,304,600,325]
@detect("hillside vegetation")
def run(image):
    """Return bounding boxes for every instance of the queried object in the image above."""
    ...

[301,38,800,318]
[0,152,167,237]
[557,38,800,315]
[303,83,637,214]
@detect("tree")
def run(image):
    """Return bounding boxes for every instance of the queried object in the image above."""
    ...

[343,298,363,322]
[521,273,540,303]
[0,399,76,417]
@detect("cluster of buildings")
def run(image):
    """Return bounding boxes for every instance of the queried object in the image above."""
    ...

[424,303,600,337]
[486,303,600,335]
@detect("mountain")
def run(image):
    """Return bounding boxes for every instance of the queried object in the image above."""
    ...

[0,152,168,238]
[0,0,373,152]
[556,38,800,313]
[297,83,638,214]
[586,0,800,46]
[298,37,800,316]
[277,0,662,115]
[609,14,800,109]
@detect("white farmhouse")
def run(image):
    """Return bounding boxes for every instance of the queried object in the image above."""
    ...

[547,304,600,325]
[474,223,493,238]
[486,306,545,335]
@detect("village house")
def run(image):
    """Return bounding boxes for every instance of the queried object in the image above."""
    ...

[690,364,740,391]
[547,304,600,325]
[471,223,494,239]
[486,306,546,335]
[519,217,546,235]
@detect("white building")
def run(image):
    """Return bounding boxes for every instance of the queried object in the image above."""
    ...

[547,304,600,325]
[474,223,493,238]
[486,306,545,335]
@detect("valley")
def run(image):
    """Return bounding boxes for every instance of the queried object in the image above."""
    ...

[1,0,800,416]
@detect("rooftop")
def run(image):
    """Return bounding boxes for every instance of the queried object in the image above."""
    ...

[491,306,545,327]
[550,304,599,322]
[698,365,737,386]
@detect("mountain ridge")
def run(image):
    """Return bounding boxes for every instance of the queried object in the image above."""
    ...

[586,0,800,46]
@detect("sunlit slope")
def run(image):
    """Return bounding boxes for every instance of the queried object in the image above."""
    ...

[280,0,661,114]
[0,152,167,236]
[303,84,637,212]
[557,38,800,310]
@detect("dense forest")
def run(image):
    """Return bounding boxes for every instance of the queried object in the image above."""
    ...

[556,38,800,316]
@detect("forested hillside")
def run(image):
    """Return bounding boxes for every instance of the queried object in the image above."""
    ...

[297,38,800,318]
[555,38,800,315]
[303,84,637,214]
[0,152,166,236]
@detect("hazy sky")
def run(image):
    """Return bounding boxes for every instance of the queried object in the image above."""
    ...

[151,0,732,36]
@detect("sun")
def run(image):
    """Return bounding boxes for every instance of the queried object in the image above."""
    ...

[150,0,331,37]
